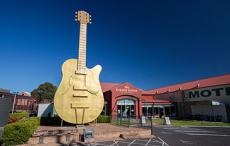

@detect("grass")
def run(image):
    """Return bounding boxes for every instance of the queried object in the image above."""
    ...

[152,118,230,126]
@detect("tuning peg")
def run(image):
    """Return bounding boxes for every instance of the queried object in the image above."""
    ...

[89,22,92,24]
[75,11,78,14]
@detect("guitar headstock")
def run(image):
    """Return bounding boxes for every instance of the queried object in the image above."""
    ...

[75,11,91,24]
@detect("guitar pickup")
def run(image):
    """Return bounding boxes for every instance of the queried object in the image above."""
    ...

[73,85,88,91]
[73,94,88,98]
[73,88,88,91]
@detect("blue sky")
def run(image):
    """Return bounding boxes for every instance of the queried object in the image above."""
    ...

[0,0,230,92]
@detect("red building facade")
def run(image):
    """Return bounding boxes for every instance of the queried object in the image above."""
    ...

[101,82,172,118]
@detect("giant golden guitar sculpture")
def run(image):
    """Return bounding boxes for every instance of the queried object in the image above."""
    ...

[54,11,104,124]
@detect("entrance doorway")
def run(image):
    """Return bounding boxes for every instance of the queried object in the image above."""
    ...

[117,99,136,118]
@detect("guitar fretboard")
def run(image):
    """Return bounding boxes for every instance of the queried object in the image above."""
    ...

[77,23,87,72]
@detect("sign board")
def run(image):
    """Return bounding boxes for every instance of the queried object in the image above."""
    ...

[212,100,221,106]
[184,84,230,103]
[83,128,94,143]
[141,116,146,124]
[164,117,171,125]
[115,85,138,93]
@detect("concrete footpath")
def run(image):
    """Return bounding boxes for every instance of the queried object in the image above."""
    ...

[22,123,152,145]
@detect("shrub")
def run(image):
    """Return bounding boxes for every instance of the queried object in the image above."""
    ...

[97,115,110,123]
[8,116,17,124]
[9,112,29,122]
[3,117,40,146]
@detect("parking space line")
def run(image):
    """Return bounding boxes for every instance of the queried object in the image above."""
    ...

[145,139,151,146]
[128,139,136,146]
[152,139,165,144]
[179,139,194,145]
[158,137,169,146]
[187,133,230,137]
[135,139,149,142]
[174,130,215,133]
[111,140,119,146]
[89,137,169,146]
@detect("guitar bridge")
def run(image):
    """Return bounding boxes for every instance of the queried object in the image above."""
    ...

[71,103,89,108]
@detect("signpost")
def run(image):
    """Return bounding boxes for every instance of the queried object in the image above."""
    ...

[82,128,94,143]
[164,117,171,125]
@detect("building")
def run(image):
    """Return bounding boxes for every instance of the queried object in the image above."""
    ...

[101,74,230,122]
[101,82,172,119]
[0,89,37,113]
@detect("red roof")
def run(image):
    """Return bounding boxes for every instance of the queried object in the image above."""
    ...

[147,74,230,94]
[100,82,119,92]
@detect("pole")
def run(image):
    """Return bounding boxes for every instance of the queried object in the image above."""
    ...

[11,93,17,114]
[151,116,153,135]
[211,101,215,121]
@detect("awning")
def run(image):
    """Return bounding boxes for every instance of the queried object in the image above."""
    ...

[142,99,173,107]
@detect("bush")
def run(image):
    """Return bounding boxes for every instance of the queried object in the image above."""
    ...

[9,112,29,122]
[8,116,17,124]
[3,117,40,146]
[97,115,110,123]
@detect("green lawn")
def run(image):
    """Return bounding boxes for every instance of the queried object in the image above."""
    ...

[152,118,230,126]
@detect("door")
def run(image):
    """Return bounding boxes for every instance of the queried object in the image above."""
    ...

[117,99,135,118]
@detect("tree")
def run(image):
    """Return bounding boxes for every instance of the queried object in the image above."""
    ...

[31,82,57,102]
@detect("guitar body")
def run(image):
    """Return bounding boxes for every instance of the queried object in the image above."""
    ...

[54,59,104,124]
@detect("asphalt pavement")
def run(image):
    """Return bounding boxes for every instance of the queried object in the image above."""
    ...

[76,137,169,146]
[80,126,230,146]
[153,126,230,146]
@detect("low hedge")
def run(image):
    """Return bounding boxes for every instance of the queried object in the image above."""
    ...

[9,112,29,122]
[3,117,40,146]
[97,115,110,123]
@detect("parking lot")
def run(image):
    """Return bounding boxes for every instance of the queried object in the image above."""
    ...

[83,137,169,146]
[80,126,230,146]
[153,126,230,146]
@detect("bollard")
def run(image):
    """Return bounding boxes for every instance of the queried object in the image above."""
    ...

[38,134,44,144]
[66,132,71,145]
[128,116,130,128]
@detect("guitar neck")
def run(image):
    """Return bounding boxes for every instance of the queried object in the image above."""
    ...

[77,23,87,71]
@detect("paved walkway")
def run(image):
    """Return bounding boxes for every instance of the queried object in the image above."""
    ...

[26,124,151,145]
